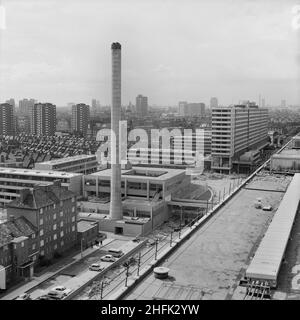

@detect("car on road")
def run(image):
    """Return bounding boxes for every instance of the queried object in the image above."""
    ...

[100,254,116,262]
[89,263,104,271]
[36,295,56,300]
[16,293,31,300]
[107,249,124,258]
[48,286,72,299]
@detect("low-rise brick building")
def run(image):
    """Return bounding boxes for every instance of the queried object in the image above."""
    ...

[0,216,37,288]
[6,181,78,262]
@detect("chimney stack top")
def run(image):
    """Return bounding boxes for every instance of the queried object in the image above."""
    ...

[111,42,121,50]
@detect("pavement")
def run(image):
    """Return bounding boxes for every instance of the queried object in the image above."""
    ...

[1,238,114,300]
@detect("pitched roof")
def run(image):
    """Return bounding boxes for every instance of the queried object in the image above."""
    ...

[0,217,36,247]
[7,185,75,210]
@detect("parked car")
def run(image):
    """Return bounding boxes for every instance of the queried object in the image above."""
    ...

[89,263,104,272]
[16,293,31,300]
[101,254,116,262]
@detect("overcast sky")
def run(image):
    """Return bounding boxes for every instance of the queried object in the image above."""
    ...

[0,0,299,107]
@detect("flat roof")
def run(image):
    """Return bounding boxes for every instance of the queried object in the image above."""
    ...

[275,148,300,158]
[246,173,300,282]
[125,173,292,300]
[37,154,96,166]
[88,166,185,181]
[0,167,82,178]
[77,220,98,233]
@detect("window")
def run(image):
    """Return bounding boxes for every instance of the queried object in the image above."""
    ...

[39,229,44,236]
[32,244,36,250]
[60,240,64,247]
[40,240,44,247]
[32,234,35,239]
[60,211,63,217]
[72,197,75,203]
[53,224,57,231]
[60,231,64,237]
[72,206,75,213]
[40,218,43,226]
[60,221,64,227]
[40,250,45,256]
[72,226,75,232]
[60,201,63,206]
[53,213,57,220]
[21,241,24,247]
[54,244,57,250]
[53,234,57,240]
[40,208,43,214]
[71,216,75,223]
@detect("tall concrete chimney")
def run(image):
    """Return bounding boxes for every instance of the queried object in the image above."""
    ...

[109,42,123,220]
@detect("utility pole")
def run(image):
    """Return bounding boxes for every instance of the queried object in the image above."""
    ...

[125,263,130,287]
[137,252,141,276]
[154,238,159,260]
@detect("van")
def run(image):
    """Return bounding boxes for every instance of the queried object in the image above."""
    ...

[107,248,124,258]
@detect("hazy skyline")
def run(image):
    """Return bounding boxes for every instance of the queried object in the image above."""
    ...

[0,0,299,106]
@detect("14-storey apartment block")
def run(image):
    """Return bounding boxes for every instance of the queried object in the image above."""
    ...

[0,103,15,136]
[30,103,56,136]
[211,103,268,173]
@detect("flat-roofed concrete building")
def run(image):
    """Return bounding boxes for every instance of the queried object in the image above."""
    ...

[84,166,188,201]
[0,103,15,136]
[0,167,82,207]
[30,103,56,136]
[211,103,268,173]
[71,103,90,137]
[82,166,189,235]
[34,154,98,174]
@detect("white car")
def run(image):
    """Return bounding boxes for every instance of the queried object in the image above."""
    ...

[100,254,116,262]
[48,286,72,299]
[89,263,104,271]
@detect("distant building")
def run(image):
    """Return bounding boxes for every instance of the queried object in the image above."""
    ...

[178,102,205,117]
[211,103,269,173]
[30,103,56,136]
[0,215,38,288]
[0,103,15,136]
[210,97,218,109]
[178,101,188,116]
[7,182,78,261]
[17,115,31,134]
[19,99,35,115]
[56,118,70,132]
[136,95,148,117]
[71,103,90,136]
[35,154,98,174]
[5,98,15,109]
[281,99,286,108]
